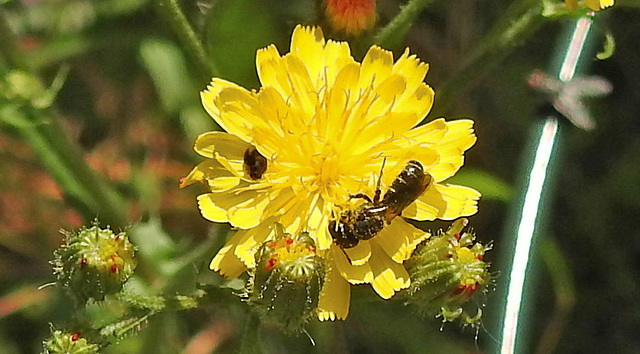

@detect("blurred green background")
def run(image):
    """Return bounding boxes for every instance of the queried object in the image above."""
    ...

[1,0,639,352]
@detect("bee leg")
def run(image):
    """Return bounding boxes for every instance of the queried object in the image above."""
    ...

[349,193,372,203]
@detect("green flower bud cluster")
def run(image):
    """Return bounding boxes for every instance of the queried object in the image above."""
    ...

[52,223,136,301]
[401,218,492,328]
[42,329,99,354]
[245,223,326,332]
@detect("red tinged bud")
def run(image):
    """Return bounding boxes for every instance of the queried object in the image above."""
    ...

[324,0,376,36]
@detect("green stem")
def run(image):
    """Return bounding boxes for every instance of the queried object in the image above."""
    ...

[373,0,438,49]
[1,107,128,228]
[0,12,24,72]
[536,236,575,354]
[239,313,262,354]
[1,9,127,228]
[433,0,544,115]
[155,0,217,79]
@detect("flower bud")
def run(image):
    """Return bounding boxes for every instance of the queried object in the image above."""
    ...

[42,329,99,354]
[245,224,325,332]
[324,0,376,36]
[52,223,136,301]
[402,219,491,328]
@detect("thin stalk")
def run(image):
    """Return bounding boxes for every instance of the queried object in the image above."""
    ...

[2,107,128,227]
[499,14,602,354]
[535,236,576,354]
[0,12,24,72]
[374,0,438,49]
[239,313,262,354]
[155,0,217,79]
[434,0,544,115]
[1,8,128,227]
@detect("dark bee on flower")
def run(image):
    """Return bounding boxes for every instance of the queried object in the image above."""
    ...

[329,160,432,249]
[382,160,432,218]
[243,146,268,180]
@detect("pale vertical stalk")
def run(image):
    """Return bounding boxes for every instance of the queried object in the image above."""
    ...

[499,14,600,354]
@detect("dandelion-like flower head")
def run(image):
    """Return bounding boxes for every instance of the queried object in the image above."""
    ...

[182,25,480,320]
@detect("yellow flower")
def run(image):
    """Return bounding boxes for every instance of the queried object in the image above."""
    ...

[564,0,614,11]
[182,25,480,320]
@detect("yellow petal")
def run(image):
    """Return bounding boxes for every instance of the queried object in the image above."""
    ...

[255,87,288,140]
[392,48,430,100]
[290,25,325,78]
[379,143,440,180]
[256,44,288,95]
[197,189,261,224]
[351,112,417,156]
[425,119,477,181]
[201,81,258,142]
[207,176,242,192]
[402,118,447,144]
[200,79,240,119]
[205,86,264,142]
[197,193,230,223]
[261,187,297,219]
[375,218,431,263]
[283,55,318,123]
[600,0,614,9]
[180,159,242,192]
[322,39,354,87]
[368,242,411,299]
[306,197,334,251]
[359,46,393,89]
[228,193,272,229]
[584,0,613,10]
[403,183,481,221]
[180,159,234,189]
[194,131,249,160]
[343,241,372,266]
[233,221,276,268]
[210,230,250,278]
[317,259,350,321]
[325,63,360,139]
[331,244,373,284]
[314,216,333,251]
[396,82,434,127]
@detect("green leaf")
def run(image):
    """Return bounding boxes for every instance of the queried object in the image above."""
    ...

[129,218,179,278]
[139,39,193,114]
[203,0,278,87]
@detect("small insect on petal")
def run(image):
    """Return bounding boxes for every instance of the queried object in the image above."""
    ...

[243,146,268,180]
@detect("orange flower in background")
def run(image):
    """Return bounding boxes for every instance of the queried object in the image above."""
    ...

[325,0,376,35]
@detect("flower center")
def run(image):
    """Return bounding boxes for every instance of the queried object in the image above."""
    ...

[310,145,341,187]
[264,236,320,279]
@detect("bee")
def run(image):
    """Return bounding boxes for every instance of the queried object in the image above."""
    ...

[381,160,432,218]
[329,160,432,249]
[243,146,268,180]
